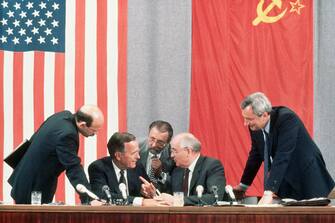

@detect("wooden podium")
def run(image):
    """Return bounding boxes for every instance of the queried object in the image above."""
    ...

[0,205,335,223]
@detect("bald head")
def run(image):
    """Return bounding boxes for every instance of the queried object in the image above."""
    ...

[75,105,104,137]
[170,132,201,168]
[172,133,201,152]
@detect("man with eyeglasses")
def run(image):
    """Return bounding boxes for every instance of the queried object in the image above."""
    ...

[8,105,104,204]
[139,120,175,192]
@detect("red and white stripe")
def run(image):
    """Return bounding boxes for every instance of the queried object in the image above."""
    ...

[0,0,127,204]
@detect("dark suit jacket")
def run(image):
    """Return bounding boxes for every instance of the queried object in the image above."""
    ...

[241,106,335,200]
[8,111,90,204]
[170,156,226,206]
[139,139,175,192]
[88,157,150,204]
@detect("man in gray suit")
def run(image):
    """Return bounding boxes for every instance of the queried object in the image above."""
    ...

[154,133,227,206]
[139,120,175,192]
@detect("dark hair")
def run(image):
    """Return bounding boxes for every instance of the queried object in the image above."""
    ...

[107,132,136,157]
[149,120,173,142]
[74,110,93,127]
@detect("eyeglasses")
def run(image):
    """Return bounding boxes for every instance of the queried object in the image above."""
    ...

[149,137,167,147]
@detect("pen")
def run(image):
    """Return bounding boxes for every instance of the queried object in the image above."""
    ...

[155,188,161,196]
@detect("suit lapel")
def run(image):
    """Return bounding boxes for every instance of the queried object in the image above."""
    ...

[173,168,185,191]
[140,144,149,169]
[104,158,122,194]
[189,156,204,194]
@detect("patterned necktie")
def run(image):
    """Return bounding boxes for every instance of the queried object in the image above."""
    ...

[148,154,158,186]
[182,168,190,195]
[119,169,127,185]
[263,130,270,185]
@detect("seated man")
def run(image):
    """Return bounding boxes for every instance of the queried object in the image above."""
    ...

[139,120,175,192]
[88,132,166,206]
[142,132,227,206]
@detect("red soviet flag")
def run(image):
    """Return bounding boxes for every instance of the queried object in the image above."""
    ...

[190,0,312,196]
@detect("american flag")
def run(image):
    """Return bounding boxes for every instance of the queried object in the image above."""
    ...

[0,0,127,204]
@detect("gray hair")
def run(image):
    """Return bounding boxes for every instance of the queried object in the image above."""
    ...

[240,92,272,116]
[178,133,201,152]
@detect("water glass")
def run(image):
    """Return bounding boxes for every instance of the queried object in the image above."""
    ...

[31,191,42,205]
[173,192,184,207]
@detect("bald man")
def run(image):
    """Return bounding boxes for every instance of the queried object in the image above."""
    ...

[8,105,104,204]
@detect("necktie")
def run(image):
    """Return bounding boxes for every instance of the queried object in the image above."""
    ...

[119,169,127,185]
[182,168,190,195]
[148,154,158,186]
[263,130,270,185]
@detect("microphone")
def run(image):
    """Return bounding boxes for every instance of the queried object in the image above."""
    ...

[225,185,236,202]
[211,185,219,205]
[102,185,112,204]
[196,185,204,198]
[76,184,99,200]
[196,185,204,206]
[119,183,127,200]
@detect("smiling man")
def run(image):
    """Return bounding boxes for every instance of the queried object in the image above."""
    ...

[234,92,334,204]
[88,132,164,206]
[139,120,175,192]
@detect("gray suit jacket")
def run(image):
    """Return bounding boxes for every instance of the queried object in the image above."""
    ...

[139,139,175,192]
[170,156,226,206]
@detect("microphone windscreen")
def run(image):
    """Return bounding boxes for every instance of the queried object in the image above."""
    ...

[76,184,87,193]
[196,185,204,196]
[102,185,110,192]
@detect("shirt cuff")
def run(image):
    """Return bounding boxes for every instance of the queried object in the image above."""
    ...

[132,197,143,206]
[239,183,249,191]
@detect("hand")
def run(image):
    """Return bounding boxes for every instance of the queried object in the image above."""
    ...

[157,193,174,206]
[140,176,156,198]
[151,158,162,176]
[258,191,274,205]
[233,185,246,200]
[90,199,105,206]
[142,198,170,206]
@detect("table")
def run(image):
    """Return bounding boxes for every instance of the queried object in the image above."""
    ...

[0,205,334,223]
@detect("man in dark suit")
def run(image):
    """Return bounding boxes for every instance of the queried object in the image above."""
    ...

[155,132,226,206]
[234,92,335,204]
[8,105,104,204]
[139,120,175,192]
[88,132,165,206]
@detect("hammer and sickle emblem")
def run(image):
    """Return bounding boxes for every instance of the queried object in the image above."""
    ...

[252,0,287,26]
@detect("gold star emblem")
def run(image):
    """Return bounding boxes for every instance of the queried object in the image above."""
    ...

[290,0,305,15]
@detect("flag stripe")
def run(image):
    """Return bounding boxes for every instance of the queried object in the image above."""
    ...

[44,52,55,119]
[118,0,127,132]
[22,52,34,139]
[3,52,14,202]
[75,0,86,205]
[64,0,77,205]
[13,53,24,148]
[96,0,108,159]
[54,53,66,202]
[107,0,120,141]
[34,52,45,130]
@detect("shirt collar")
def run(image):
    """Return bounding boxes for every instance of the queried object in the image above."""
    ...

[263,118,271,134]
[188,154,200,173]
